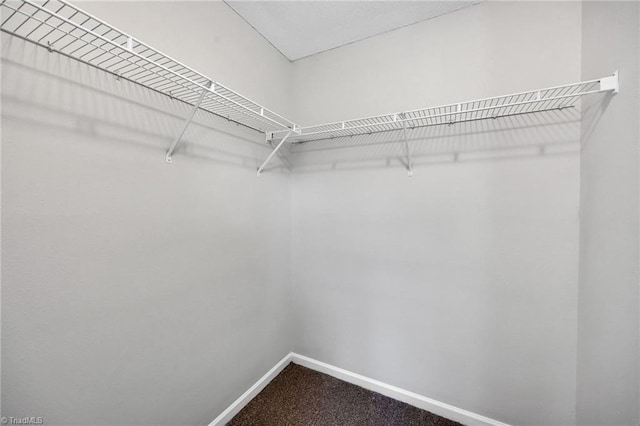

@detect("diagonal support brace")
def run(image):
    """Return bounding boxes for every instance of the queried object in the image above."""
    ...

[257,131,292,177]
[402,120,413,177]
[166,80,212,163]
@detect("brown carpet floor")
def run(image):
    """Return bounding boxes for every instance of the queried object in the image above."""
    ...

[229,363,462,426]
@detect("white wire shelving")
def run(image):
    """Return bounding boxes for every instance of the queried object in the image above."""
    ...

[0,0,298,163]
[0,0,619,175]
[268,75,619,144]
[267,73,618,175]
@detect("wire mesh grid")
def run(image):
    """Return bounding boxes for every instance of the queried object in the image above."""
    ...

[1,0,615,147]
[0,0,297,133]
[279,79,605,143]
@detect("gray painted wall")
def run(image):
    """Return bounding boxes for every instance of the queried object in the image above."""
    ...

[577,2,640,425]
[1,2,292,425]
[290,2,582,425]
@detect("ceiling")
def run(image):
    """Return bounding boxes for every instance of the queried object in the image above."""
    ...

[225,1,480,61]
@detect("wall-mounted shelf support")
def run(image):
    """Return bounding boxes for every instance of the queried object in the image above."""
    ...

[257,131,292,177]
[600,70,619,94]
[401,117,413,177]
[166,81,212,163]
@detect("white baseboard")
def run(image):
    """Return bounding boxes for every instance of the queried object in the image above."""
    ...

[291,353,510,426]
[210,351,510,426]
[208,353,292,426]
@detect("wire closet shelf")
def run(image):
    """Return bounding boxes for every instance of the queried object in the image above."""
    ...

[0,0,297,134]
[1,0,619,173]
[268,75,619,144]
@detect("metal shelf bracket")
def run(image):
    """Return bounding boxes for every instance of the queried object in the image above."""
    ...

[600,70,619,94]
[401,116,413,177]
[166,81,212,163]
[257,131,292,177]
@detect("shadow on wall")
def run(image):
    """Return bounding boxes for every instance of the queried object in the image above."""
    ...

[579,91,614,149]
[1,36,292,174]
[288,98,618,175]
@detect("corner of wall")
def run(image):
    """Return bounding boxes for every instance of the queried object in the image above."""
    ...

[577,2,640,424]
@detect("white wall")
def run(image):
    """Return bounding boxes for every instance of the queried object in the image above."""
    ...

[577,2,640,425]
[1,2,292,425]
[290,2,582,425]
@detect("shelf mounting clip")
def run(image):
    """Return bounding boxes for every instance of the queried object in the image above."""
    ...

[599,70,619,94]
[257,131,292,177]
[165,80,212,163]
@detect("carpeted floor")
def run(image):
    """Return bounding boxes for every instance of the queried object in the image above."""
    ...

[229,363,462,426]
